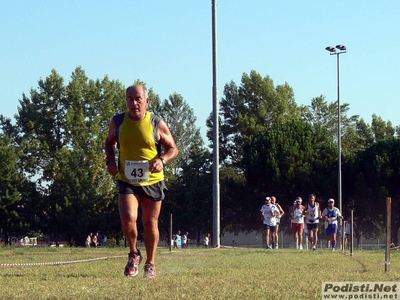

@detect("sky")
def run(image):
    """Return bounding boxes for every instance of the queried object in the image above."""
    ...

[1,1,399,142]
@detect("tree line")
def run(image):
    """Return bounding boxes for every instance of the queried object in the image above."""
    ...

[1,68,399,246]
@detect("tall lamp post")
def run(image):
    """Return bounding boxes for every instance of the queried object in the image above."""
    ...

[212,0,220,248]
[325,44,347,240]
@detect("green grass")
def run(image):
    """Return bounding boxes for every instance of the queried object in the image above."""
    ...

[0,246,399,299]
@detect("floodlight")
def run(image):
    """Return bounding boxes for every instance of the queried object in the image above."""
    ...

[325,46,336,53]
[336,44,347,51]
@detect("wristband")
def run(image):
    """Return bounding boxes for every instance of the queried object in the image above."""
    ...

[160,157,167,167]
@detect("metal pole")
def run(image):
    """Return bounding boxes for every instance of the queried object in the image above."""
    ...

[211,0,220,248]
[169,213,173,253]
[337,52,343,250]
[342,220,346,254]
[385,197,391,272]
[350,209,354,256]
[327,45,346,249]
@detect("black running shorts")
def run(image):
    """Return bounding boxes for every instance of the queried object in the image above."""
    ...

[118,180,167,201]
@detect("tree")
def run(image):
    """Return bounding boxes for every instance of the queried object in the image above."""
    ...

[154,92,204,178]
[14,67,125,244]
[242,119,337,206]
[348,139,400,242]
[16,69,68,185]
[371,114,395,142]
[207,70,301,168]
[162,146,213,243]
[355,119,374,149]
[302,95,360,155]
[219,166,254,234]
[56,68,125,244]
[0,131,26,244]
[150,92,209,241]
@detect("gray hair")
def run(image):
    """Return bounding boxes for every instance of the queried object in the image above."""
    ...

[126,84,148,98]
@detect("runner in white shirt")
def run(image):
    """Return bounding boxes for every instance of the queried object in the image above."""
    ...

[271,196,284,249]
[304,194,321,250]
[322,198,343,251]
[260,197,280,249]
[290,197,305,249]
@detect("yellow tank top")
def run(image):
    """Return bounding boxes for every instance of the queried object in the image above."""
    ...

[117,112,164,186]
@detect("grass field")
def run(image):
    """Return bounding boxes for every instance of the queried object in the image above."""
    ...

[0,246,399,299]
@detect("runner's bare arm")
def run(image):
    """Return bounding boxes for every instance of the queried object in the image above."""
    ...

[105,117,118,176]
[278,204,285,217]
[157,119,179,165]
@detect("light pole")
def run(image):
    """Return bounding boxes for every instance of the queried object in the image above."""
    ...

[212,0,220,248]
[325,44,346,238]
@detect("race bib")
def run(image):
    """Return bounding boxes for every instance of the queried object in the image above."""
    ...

[125,160,150,184]
[308,212,318,222]
[328,216,337,224]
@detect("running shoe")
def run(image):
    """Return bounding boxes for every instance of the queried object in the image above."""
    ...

[124,250,142,276]
[312,245,316,251]
[143,263,156,278]
[299,245,303,250]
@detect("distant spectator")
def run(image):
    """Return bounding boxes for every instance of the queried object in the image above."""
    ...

[203,233,210,248]
[390,241,399,250]
[92,232,99,248]
[85,234,91,248]
[173,231,181,249]
[182,232,189,248]
[344,220,356,250]
[97,233,103,246]
[232,240,237,248]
